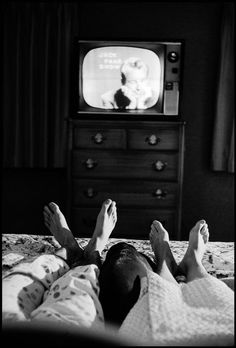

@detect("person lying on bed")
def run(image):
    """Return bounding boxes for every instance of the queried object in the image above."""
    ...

[99,219,234,346]
[3,200,234,346]
[2,199,117,331]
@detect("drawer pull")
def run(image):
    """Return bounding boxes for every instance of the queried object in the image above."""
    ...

[84,188,97,198]
[153,160,167,171]
[83,158,98,169]
[152,188,167,199]
[92,133,106,144]
[145,134,161,146]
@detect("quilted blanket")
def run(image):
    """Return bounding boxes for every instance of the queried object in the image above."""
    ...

[2,234,234,281]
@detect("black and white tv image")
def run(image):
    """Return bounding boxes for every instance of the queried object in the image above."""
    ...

[77,41,182,116]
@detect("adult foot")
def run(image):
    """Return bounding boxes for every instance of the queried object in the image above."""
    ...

[149,220,178,275]
[178,220,209,274]
[43,202,83,260]
[84,199,117,259]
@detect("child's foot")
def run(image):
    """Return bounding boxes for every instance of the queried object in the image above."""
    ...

[178,220,209,274]
[84,199,117,259]
[149,220,177,274]
[43,202,83,261]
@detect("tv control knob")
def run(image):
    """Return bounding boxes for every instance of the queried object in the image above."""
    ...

[168,51,179,63]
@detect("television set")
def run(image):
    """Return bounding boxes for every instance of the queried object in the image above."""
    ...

[76,40,183,117]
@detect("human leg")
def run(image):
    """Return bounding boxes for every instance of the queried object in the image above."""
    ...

[44,199,117,267]
[31,199,117,328]
[149,220,178,284]
[178,220,209,282]
[3,201,82,322]
[3,199,117,325]
[83,199,117,266]
[2,254,69,322]
[43,202,84,267]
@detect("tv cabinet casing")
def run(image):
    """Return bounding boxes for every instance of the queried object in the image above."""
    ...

[67,119,185,240]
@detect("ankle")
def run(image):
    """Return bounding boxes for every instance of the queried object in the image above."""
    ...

[181,252,202,272]
[86,250,102,268]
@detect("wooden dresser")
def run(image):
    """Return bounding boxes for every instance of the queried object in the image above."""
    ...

[67,119,185,240]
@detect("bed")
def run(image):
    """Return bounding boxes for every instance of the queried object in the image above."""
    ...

[2,234,234,346]
[2,233,234,283]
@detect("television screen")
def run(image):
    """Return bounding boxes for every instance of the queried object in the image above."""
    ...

[82,46,163,111]
[77,41,182,116]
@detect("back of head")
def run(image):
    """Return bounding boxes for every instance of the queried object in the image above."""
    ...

[99,243,143,326]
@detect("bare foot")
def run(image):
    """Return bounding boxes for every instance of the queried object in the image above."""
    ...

[84,199,117,258]
[149,220,178,275]
[43,202,83,261]
[178,220,209,274]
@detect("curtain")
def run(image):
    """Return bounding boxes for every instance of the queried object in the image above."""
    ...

[3,2,79,167]
[211,2,234,173]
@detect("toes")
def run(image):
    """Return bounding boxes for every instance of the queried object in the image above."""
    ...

[150,221,161,235]
[112,206,117,224]
[109,201,117,225]
[151,220,164,232]
[44,205,52,216]
[149,230,154,241]
[195,220,206,232]
[102,199,112,212]
[44,221,51,229]
[43,210,51,222]
[150,224,157,234]
[108,201,116,215]
[192,220,209,244]
[200,223,208,233]
[48,202,60,213]
[152,220,163,229]
[43,207,52,225]
[200,224,209,243]
[43,204,58,229]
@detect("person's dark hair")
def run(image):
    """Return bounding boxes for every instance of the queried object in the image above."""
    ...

[99,242,156,327]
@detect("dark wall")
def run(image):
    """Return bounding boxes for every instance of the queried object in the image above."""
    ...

[2,169,67,237]
[2,2,234,241]
[78,1,234,241]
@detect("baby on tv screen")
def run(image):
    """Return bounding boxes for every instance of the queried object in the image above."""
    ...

[81,46,163,111]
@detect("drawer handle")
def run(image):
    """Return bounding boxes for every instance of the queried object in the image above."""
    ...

[84,188,97,198]
[153,160,167,171]
[145,134,161,146]
[152,188,167,199]
[83,158,98,169]
[92,133,106,144]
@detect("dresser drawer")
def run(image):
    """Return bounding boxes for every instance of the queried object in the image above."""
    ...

[128,126,179,150]
[74,128,126,149]
[72,150,178,180]
[72,179,178,208]
[71,207,176,239]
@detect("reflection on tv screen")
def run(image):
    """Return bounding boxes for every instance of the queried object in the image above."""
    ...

[82,46,161,110]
